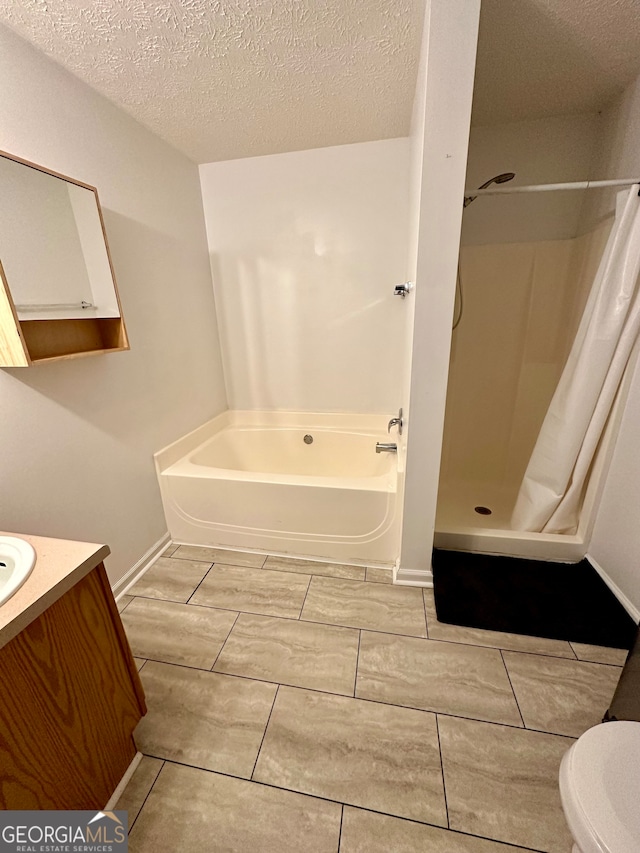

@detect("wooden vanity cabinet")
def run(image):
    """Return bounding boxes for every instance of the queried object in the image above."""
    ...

[0,563,145,809]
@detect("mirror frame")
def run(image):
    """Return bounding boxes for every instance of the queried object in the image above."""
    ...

[0,149,129,367]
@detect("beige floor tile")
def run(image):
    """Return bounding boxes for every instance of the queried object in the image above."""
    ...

[214,613,359,695]
[503,651,621,737]
[121,597,237,669]
[570,641,628,666]
[128,557,210,603]
[357,632,522,725]
[265,554,366,581]
[254,686,446,825]
[161,542,179,557]
[130,762,341,853]
[340,806,537,853]
[172,544,266,567]
[133,657,146,671]
[365,567,393,584]
[424,589,576,657]
[117,594,134,613]
[191,564,310,618]
[438,715,574,853]
[302,576,427,637]
[115,756,163,828]
[135,661,276,777]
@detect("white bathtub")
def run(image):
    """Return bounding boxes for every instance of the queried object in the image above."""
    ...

[154,411,401,566]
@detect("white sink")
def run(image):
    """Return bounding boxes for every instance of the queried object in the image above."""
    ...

[0,536,36,607]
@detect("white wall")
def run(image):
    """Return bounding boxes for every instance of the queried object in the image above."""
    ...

[0,24,227,584]
[463,113,600,245]
[397,0,480,584]
[588,71,640,611]
[199,139,409,414]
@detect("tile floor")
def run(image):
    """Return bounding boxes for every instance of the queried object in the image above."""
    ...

[116,545,627,853]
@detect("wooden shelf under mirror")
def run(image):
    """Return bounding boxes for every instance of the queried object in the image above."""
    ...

[0,149,129,367]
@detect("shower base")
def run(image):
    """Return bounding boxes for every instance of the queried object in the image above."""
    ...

[435,478,588,563]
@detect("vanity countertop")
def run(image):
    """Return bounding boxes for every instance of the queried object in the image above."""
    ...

[0,531,110,650]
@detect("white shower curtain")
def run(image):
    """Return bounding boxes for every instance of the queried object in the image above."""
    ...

[511,185,640,534]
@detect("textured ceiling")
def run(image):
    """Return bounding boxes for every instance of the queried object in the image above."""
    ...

[472,0,640,125]
[2,1,640,162]
[0,0,424,163]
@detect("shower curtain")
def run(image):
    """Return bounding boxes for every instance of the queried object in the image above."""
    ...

[511,185,640,534]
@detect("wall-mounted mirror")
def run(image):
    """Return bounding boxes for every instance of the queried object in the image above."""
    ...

[0,150,128,367]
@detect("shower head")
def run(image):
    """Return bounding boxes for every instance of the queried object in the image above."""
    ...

[478,172,516,190]
[464,172,516,207]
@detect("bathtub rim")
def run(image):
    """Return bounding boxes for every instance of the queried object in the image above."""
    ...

[155,409,402,490]
[154,409,402,566]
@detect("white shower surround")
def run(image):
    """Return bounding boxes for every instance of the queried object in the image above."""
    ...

[155,411,401,566]
[435,334,635,562]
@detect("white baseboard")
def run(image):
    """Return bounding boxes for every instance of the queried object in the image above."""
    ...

[104,751,143,810]
[112,533,170,601]
[394,560,433,587]
[587,554,640,623]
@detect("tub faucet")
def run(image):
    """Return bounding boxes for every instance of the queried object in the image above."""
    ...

[387,408,403,435]
[376,442,397,453]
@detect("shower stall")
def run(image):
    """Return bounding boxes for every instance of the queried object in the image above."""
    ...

[435,178,640,561]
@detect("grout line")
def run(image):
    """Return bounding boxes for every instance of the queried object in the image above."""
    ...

[163,556,388,587]
[125,591,609,663]
[184,563,216,604]
[296,574,313,620]
[499,650,526,728]
[168,553,266,570]
[422,588,429,639]
[126,758,165,835]
[140,755,548,852]
[138,659,354,698]
[125,590,614,672]
[138,658,577,736]
[337,804,344,853]
[210,611,241,672]
[161,554,216,567]
[118,596,135,615]
[502,648,624,671]
[353,630,362,698]
[134,656,230,675]
[136,659,147,673]
[250,684,279,781]
[434,715,450,829]
[157,554,631,654]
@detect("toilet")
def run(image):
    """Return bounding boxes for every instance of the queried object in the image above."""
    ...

[559,720,640,853]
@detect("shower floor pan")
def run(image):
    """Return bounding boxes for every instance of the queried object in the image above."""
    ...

[435,479,589,562]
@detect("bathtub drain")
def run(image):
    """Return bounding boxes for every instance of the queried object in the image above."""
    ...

[303,434,313,444]
[474,506,492,515]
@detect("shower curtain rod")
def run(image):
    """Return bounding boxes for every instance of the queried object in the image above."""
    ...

[464,178,640,198]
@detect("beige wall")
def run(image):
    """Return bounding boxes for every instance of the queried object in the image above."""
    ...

[440,110,606,504]
[440,223,611,498]
[464,113,601,245]
[0,25,227,584]
[588,71,640,611]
